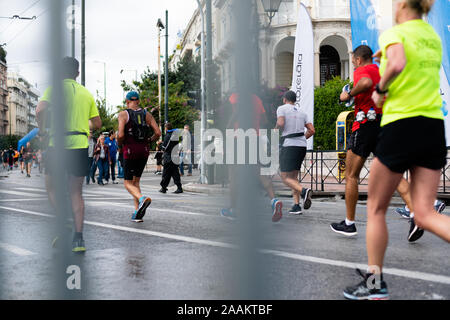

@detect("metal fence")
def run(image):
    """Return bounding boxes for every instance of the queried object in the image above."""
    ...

[299,150,450,195]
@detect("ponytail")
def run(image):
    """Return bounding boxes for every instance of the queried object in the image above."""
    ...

[407,0,435,15]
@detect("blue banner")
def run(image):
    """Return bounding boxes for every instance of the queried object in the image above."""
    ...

[17,128,39,151]
[350,0,380,53]
[428,0,450,83]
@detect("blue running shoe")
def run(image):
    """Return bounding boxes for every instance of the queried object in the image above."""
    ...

[271,199,283,223]
[435,200,446,214]
[131,210,143,223]
[135,196,152,220]
[220,208,235,220]
[395,206,410,219]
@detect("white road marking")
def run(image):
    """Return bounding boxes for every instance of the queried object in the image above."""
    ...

[15,187,47,193]
[0,198,48,202]
[89,201,216,218]
[260,249,450,285]
[1,205,450,286]
[0,190,42,198]
[0,242,36,256]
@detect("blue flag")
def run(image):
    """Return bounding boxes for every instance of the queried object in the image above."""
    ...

[428,0,450,83]
[18,128,39,150]
[350,0,380,53]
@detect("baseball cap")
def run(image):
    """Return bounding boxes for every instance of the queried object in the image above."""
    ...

[126,91,140,101]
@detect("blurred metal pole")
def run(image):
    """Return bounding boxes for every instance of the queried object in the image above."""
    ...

[205,0,214,184]
[81,0,85,86]
[49,0,72,299]
[164,10,169,125]
[196,0,207,184]
[230,0,265,299]
[71,0,75,58]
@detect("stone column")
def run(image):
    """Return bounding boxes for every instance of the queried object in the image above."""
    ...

[314,51,320,87]
[348,51,354,82]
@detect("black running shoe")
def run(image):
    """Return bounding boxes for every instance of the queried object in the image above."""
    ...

[343,269,389,300]
[289,204,302,215]
[173,188,183,194]
[408,217,424,242]
[136,197,152,220]
[302,188,313,210]
[330,220,357,236]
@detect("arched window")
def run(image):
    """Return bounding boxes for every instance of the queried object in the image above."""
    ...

[320,45,341,86]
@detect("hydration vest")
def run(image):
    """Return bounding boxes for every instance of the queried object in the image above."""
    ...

[126,109,151,142]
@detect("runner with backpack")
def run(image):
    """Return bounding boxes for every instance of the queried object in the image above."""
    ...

[117,91,161,222]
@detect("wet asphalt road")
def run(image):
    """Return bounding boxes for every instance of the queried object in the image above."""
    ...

[0,168,449,300]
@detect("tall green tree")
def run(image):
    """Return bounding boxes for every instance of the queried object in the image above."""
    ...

[120,56,204,132]
[95,93,118,136]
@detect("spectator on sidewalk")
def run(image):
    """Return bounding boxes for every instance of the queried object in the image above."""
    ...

[154,141,163,175]
[105,130,119,184]
[160,122,183,194]
[93,135,110,186]
[86,131,95,184]
[179,124,193,176]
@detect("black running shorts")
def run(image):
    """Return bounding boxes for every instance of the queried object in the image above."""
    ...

[45,148,89,177]
[280,146,307,173]
[347,121,381,159]
[123,157,149,180]
[375,116,447,174]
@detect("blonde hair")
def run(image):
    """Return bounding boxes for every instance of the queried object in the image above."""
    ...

[406,0,435,14]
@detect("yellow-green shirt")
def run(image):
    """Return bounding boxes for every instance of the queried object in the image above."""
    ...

[40,79,99,149]
[379,19,443,127]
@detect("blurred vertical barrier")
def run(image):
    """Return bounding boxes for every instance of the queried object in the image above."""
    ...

[229,0,266,299]
[48,0,87,299]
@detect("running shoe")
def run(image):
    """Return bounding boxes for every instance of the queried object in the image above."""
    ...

[220,208,235,220]
[395,206,410,219]
[302,188,313,210]
[330,220,358,236]
[271,199,283,223]
[173,188,183,194]
[135,196,152,220]
[408,217,424,242]
[289,204,302,215]
[435,200,446,214]
[131,211,144,223]
[72,238,86,253]
[343,269,389,300]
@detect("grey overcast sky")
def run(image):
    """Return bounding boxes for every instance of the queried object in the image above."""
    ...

[0,0,197,112]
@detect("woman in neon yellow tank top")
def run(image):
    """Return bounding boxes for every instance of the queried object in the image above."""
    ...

[344,0,450,300]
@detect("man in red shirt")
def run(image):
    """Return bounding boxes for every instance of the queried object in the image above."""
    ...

[331,45,382,236]
[221,93,283,223]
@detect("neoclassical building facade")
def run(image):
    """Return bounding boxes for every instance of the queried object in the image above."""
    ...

[172,0,395,94]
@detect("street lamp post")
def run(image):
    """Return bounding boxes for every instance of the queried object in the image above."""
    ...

[260,0,282,27]
[157,19,165,140]
[164,11,169,126]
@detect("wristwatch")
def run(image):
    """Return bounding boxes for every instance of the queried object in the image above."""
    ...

[375,83,389,94]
